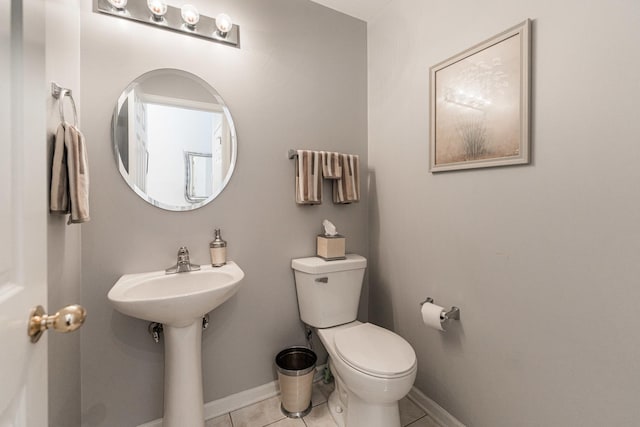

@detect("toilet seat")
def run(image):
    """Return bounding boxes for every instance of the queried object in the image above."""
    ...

[334,323,416,379]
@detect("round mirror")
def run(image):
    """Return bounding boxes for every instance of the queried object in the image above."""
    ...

[112,69,237,211]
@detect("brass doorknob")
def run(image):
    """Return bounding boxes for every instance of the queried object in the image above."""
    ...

[28,304,87,343]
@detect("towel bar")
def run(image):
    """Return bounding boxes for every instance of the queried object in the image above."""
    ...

[288,149,297,159]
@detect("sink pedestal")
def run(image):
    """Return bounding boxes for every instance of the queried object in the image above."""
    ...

[163,321,205,427]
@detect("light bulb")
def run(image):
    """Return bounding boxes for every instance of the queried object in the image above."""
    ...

[107,0,127,9]
[181,4,200,27]
[147,0,167,20]
[215,13,233,35]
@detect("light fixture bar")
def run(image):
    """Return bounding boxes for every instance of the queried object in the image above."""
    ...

[95,0,240,48]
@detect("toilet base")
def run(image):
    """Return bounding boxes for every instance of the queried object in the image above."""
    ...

[326,369,401,427]
[327,388,402,427]
[347,391,401,427]
[327,389,345,427]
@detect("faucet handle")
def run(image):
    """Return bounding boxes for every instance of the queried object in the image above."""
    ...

[177,247,190,263]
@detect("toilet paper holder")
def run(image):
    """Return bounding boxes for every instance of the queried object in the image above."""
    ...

[420,298,460,321]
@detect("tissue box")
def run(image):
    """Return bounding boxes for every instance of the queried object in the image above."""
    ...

[317,234,346,260]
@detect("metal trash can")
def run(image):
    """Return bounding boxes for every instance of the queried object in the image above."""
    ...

[275,346,317,418]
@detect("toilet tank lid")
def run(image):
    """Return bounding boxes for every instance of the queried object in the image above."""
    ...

[291,254,367,274]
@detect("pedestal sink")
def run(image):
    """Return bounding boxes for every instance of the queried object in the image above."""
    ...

[108,262,244,427]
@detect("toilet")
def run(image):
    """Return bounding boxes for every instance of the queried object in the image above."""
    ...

[291,254,417,427]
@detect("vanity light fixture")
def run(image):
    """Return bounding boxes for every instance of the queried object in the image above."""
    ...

[181,4,200,28]
[107,0,128,10]
[95,0,240,47]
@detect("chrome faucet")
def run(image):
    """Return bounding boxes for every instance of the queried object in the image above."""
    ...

[165,246,201,274]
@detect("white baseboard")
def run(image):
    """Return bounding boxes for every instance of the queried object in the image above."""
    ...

[407,387,465,427]
[204,380,281,420]
[138,381,280,427]
[138,416,163,427]
[138,364,327,427]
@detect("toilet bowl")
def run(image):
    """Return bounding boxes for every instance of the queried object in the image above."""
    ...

[291,255,417,427]
[318,321,417,427]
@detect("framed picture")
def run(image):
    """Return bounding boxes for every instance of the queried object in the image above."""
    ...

[429,19,531,172]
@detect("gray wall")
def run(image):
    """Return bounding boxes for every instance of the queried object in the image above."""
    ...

[79,1,367,426]
[367,1,640,426]
[46,1,82,426]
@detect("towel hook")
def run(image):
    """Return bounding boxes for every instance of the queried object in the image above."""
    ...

[51,82,78,127]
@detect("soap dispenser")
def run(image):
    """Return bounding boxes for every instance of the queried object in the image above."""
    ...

[209,228,227,267]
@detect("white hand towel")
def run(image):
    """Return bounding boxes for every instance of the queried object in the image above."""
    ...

[50,123,69,213]
[49,122,90,223]
[65,124,90,223]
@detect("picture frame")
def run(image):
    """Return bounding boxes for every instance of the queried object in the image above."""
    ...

[429,19,531,172]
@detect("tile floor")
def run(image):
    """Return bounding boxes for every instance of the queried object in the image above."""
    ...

[205,381,440,427]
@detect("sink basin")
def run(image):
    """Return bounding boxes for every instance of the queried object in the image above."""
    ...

[108,262,244,327]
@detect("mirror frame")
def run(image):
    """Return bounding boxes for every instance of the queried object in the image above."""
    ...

[112,68,237,211]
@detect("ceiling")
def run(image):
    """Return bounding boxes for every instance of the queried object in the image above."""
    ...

[309,0,392,22]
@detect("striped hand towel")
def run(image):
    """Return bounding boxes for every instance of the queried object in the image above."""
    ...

[333,154,360,204]
[320,151,342,179]
[295,150,322,205]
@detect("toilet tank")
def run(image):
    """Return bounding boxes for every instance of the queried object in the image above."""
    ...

[291,254,367,328]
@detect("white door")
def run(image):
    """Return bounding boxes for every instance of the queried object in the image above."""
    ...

[0,1,48,425]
